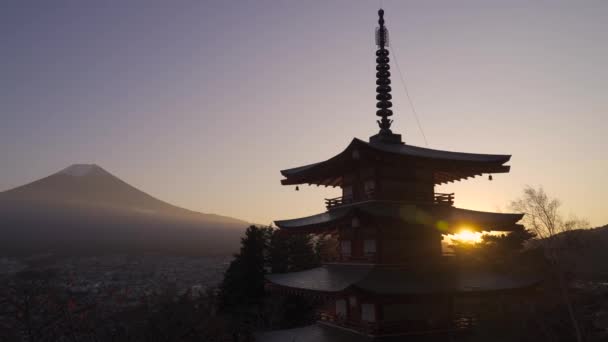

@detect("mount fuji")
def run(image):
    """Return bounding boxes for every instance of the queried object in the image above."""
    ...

[0,164,249,256]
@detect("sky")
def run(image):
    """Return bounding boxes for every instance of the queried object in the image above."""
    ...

[1,0,607,227]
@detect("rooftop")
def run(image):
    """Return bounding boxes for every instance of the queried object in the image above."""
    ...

[281,138,511,186]
[274,201,523,233]
[266,263,541,295]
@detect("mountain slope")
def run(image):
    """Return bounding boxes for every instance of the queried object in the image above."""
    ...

[544,224,608,279]
[0,164,249,256]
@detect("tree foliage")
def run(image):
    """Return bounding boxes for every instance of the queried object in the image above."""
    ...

[219,225,272,311]
[510,186,589,242]
[269,232,319,273]
[219,225,319,315]
[510,185,590,342]
[450,225,536,264]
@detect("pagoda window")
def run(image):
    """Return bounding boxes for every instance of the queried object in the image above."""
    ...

[336,299,347,318]
[361,303,376,322]
[343,185,353,199]
[364,239,377,255]
[349,296,358,308]
[363,179,376,198]
[340,240,352,257]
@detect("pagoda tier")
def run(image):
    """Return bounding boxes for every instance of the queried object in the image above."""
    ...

[275,202,523,234]
[274,202,524,263]
[265,263,540,338]
[281,138,511,186]
[267,264,540,295]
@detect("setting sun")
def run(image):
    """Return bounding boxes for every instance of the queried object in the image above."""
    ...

[450,229,483,244]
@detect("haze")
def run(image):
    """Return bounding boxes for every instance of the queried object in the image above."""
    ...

[1,1,606,226]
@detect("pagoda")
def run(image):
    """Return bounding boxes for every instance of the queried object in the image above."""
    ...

[258,9,539,342]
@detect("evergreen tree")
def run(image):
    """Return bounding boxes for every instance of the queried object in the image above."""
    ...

[287,234,319,272]
[480,225,536,254]
[268,231,319,273]
[219,226,321,330]
[315,234,339,262]
[219,225,272,311]
[451,225,536,263]
[268,230,289,273]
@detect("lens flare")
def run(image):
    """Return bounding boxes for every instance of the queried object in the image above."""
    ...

[451,228,482,243]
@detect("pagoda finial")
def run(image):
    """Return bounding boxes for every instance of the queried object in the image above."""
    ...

[375,8,393,136]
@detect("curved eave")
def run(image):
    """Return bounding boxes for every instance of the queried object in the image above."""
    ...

[280,139,359,186]
[280,138,512,186]
[265,265,542,295]
[275,202,523,233]
[355,268,541,295]
[274,206,352,232]
[266,265,372,293]
[366,139,511,164]
[437,207,525,232]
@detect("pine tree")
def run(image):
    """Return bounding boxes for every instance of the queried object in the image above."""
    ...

[268,231,319,273]
[219,226,320,331]
[219,225,272,311]
[287,234,319,272]
[268,230,289,273]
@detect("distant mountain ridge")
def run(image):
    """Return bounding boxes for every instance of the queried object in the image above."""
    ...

[0,164,249,256]
[549,224,608,279]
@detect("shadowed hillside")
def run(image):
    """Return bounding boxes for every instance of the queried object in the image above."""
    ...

[543,224,608,279]
[0,164,249,256]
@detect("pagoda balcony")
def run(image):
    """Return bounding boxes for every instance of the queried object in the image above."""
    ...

[324,189,375,209]
[324,191,455,210]
[433,192,455,206]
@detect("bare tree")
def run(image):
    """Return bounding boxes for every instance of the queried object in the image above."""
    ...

[510,186,589,342]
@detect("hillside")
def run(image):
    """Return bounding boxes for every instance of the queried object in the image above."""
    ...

[0,164,249,256]
[547,224,608,279]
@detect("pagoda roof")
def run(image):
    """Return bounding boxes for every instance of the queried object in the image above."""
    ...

[274,201,523,233]
[266,264,540,295]
[281,138,511,186]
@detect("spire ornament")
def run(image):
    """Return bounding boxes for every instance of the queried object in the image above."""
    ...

[375,9,392,134]
[370,9,403,144]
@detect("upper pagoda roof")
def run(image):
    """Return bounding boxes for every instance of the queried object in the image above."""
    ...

[274,201,523,233]
[266,264,540,295]
[281,138,511,186]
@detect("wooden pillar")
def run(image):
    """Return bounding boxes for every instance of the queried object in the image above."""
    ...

[377,226,383,264]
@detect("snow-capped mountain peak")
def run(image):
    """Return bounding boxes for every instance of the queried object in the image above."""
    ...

[57,164,102,177]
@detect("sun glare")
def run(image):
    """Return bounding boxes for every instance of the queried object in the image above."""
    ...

[451,229,483,244]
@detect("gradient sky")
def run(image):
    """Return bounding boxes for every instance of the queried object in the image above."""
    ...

[1,1,607,227]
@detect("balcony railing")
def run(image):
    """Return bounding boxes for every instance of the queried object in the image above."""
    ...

[434,192,454,206]
[324,195,354,209]
[324,189,375,209]
[325,191,454,209]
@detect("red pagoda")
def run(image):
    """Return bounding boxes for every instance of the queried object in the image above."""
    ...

[258,9,539,342]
